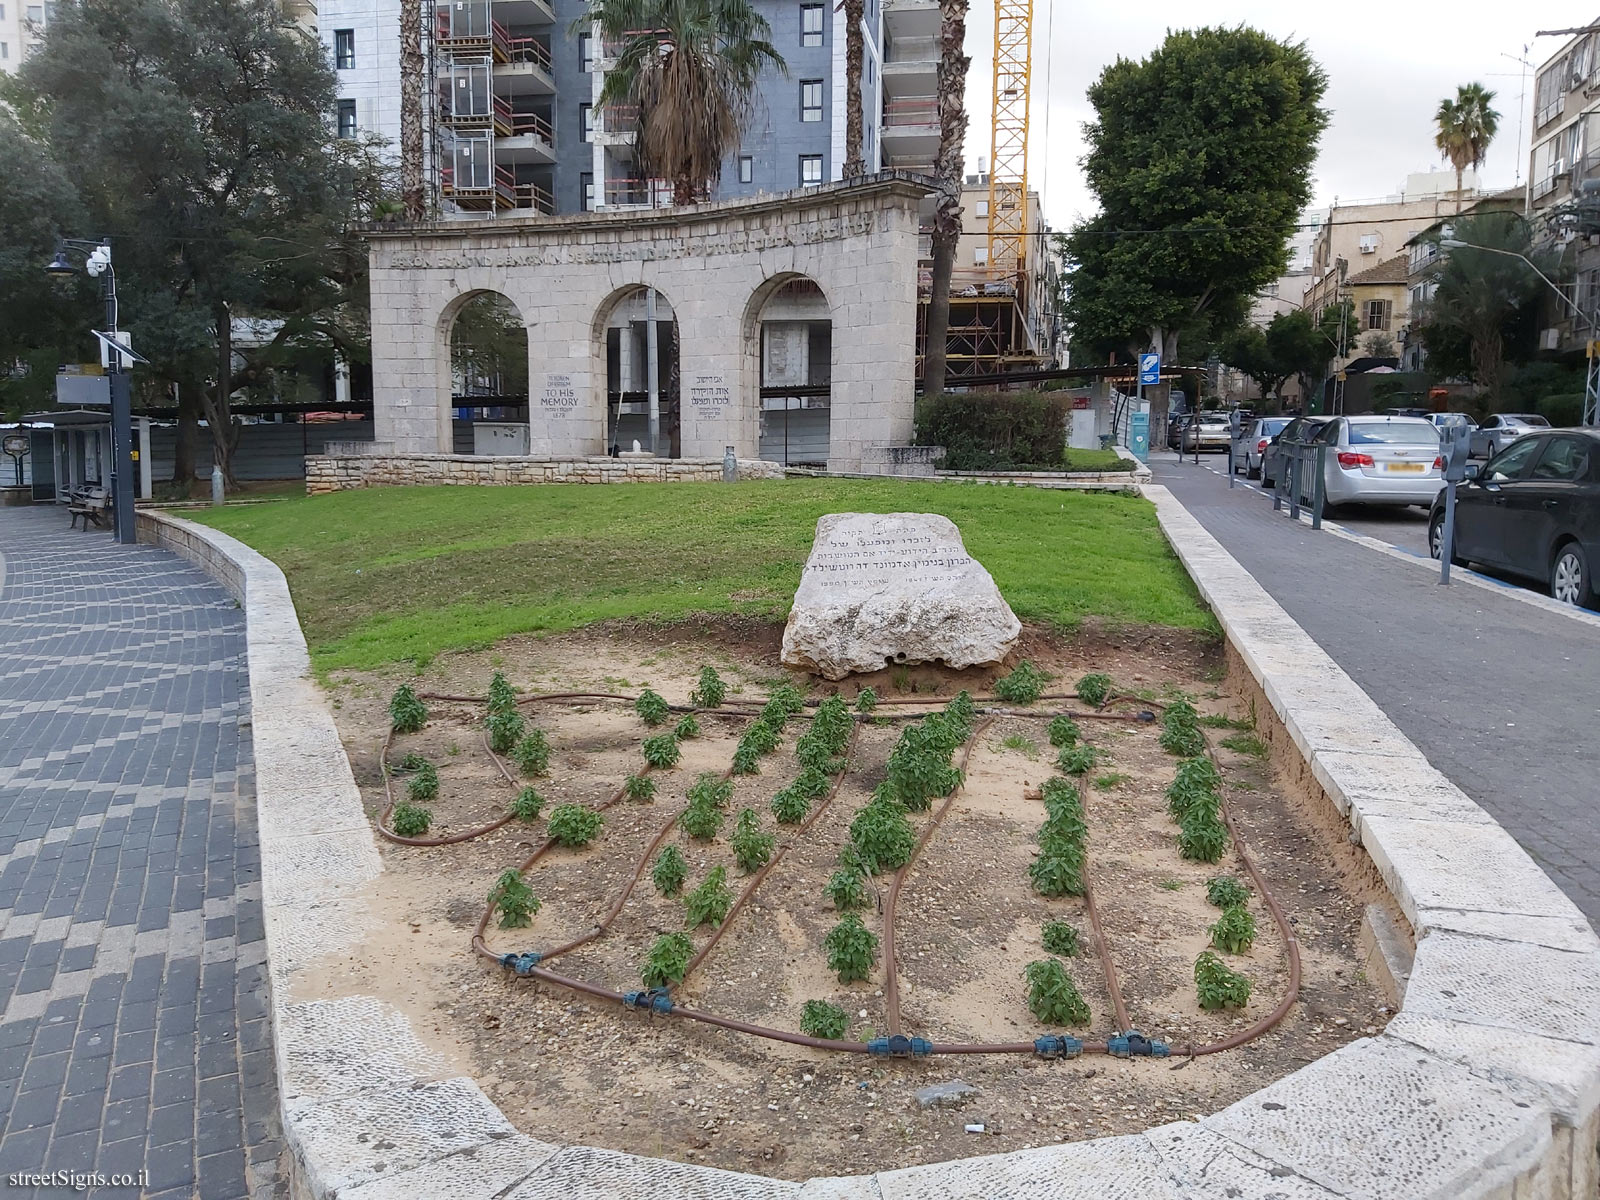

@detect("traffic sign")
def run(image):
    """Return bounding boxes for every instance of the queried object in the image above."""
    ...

[1139,353,1161,387]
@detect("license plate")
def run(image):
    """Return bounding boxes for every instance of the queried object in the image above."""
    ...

[1386,463,1424,473]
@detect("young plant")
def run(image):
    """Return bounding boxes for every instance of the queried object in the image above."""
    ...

[487,709,525,755]
[488,869,539,929]
[674,713,701,741]
[1209,905,1257,954]
[1056,744,1102,776]
[740,719,782,756]
[795,732,844,775]
[730,808,775,873]
[824,864,868,911]
[546,804,604,848]
[771,785,810,825]
[624,773,657,803]
[684,865,733,928]
[511,730,551,776]
[397,751,429,771]
[994,660,1050,704]
[1195,951,1252,1010]
[799,999,850,1040]
[1029,848,1084,898]
[389,685,427,734]
[1024,958,1090,1026]
[1047,715,1080,748]
[1160,720,1206,758]
[824,913,878,983]
[1000,734,1038,756]
[768,683,806,716]
[687,774,733,809]
[793,765,832,799]
[641,932,694,987]
[509,786,544,822]
[486,671,518,716]
[1179,803,1229,863]
[635,689,671,726]
[1205,875,1251,909]
[810,695,854,750]
[390,802,432,838]
[651,845,688,896]
[641,733,681,769]
[1094,772,1131,791]
[1076,673,1113,707]
[679,798,725,841]
[1220,732,1268,758]
[883,720,962,812]
[849,795,916,874]
[691,667,727,709]
[406,761,439,803]
[855,687,878,713]
[731,744,761,776]
[1041,920,1080,957]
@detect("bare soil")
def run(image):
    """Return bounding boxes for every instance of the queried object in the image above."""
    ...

[310,622,1390,1182]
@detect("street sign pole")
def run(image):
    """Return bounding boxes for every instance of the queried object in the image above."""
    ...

[1138,352,1160,459]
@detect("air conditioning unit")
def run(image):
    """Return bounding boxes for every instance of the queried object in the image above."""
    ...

[1542,328,1561,351]
[1359,235,1379,254]
[1554,158,1570,178]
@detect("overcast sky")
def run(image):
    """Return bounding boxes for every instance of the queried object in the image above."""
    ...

[962,2,1596,231]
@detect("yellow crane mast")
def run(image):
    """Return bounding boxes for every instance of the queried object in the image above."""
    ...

[986,0,1033,279]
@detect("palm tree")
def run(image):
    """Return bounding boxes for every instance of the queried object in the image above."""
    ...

[921,0,971,396]
[583,0,784,205]
[842,0,866,178]
[399,0,424,220]
[1435,83,1499,214]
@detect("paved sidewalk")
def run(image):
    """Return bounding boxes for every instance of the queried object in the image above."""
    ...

[1151,454,1600,926]
[0,511,284,1198]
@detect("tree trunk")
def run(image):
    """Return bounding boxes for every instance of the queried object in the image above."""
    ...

[171,380,202,495]
[1454,164,1464,215]
[842,0,866,178]
[400,0,425,221]
[202,305,239,491]
[921,0,971,398]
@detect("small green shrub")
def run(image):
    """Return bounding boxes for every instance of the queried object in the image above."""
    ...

[849,796,916,873]
[824,914,879,983]
[994,660,1050,704]
[1056,744,1102,776]
[546,804,604,847]
[390,802,432,837]
[486,671,517,716]
[641,932,693,987]
[731,744,761,775]
[1047,716,1080,748]
[811,695,854,747]
[397,751,429,771]
[740,719,782,756]
[1167,759,1221,822]
[771,786,810,825]
[389,685,427,733]
[641,734,681,769]
[1209,905,1257,954]
[673,713,700,741]
[691,667,726,708]
[652,845,688,896]
[1205,875,1250,909]
[1195,951,1251,1010]
[793,765,832,800]
[687,774,733,809]
[883,721,964,812]
[684,865,733,928]
[406,761,439,803]
[824,865,867,911]
[730,808,776,873]
[1160,722,1206,758]
[1041,920,1080,957]
[915,389,1074,471]
[624,774,656,803]
[1029,849,1084,898]
[1076,673,1113,707]
[488,869,539,929]
[635,689,671,726]
[1220,732,1268,758]
[487,709,525,754]
[768,683,806,716]
[679,799,725,841]
[510,786,544,822]
[1179,804,1229,863]
[511,730,551,776]
[1024,958,1090,1025]
[796,735,844,775]
[855,687,878,713]
[799,999,850,1040]
[1164,699,1199,727]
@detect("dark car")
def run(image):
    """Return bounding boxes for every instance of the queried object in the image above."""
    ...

[1259,416,1329,490]
[1428,429,1600,608]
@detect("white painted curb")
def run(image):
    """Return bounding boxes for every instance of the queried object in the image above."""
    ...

[138,501,1600,1200]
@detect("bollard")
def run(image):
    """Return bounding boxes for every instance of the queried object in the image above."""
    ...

[722,445,737,483]
[210,464,224,507]
[1311,444,1326,530]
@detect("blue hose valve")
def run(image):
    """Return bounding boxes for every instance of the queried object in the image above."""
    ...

[1034,1035,1084,1059]
[867,1035,933,1058]
[1107,1032,1170,1058]
[622,987,675,1015]
[500,951,542,976]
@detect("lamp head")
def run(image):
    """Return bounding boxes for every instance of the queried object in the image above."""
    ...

[44,245,77,277]
[1440,238,1467,249]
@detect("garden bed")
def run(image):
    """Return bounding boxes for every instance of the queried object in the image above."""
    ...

[311,623,1388,1182]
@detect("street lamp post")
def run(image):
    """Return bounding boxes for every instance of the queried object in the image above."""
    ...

[46,238,137,545]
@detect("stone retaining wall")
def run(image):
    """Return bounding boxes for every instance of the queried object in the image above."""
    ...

[136,499,1600,1199]
[304,453,786,494]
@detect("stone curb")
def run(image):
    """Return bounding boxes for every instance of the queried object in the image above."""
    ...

[136,498,1600,1200]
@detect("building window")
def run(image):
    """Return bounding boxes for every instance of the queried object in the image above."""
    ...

[800,154,822,186]
[801,3,823,47]
[1365,300,1392,331]
[580,102,593,142]
[0,43,7,61]
[25,4,41,22]
[578,33,592,73]
[800,79,823,123]
[738,154,753,184]
[581,172,594,211]
[974,245,989,267]
[337,99,357,140]
[334,29,355,70]
[975,199,988,218]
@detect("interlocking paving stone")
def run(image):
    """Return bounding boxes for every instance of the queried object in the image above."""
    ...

[0,511,285,1198]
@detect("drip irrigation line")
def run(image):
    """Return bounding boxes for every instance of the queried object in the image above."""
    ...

[376,725,516,847]
[1078,810,1133,1035]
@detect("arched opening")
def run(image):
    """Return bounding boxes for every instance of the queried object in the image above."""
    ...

[752,278,832,468]
[447,291,529,455]
[597,286,680,458]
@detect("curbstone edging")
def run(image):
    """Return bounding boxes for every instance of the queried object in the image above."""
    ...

[137,496,1600,1199]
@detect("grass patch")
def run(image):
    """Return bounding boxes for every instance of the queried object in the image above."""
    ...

[191,479,1214,671]
[999,734,1039,757]
[1093,772,1130,791]
[1220,732,1269,758]
[1060,447,1137,473]
[1199,713,1251,730]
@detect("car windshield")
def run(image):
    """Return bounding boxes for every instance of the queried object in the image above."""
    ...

[1347,420,1439,445]
[1506,415,1551,427]
[1255,419,1289,435]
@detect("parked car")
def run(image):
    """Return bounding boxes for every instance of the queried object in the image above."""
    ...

[1429,429,1600,608]
[1471,413,1550,459]
[1429,412,1478,439]
[1299,416,1444,508]
[1167,414,1191,451]
[1231,417,1291,479]
[1259,416,1329,490]
[1181,412,1233,453]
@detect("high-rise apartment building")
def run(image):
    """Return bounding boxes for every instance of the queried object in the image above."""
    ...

[0,0,55,74]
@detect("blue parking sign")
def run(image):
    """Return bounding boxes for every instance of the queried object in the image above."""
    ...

[1139,353,1161,387]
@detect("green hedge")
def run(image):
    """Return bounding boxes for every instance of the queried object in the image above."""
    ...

[915,390,1073,471]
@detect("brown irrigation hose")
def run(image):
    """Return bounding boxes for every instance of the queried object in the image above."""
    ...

[376,726,516,847]
[1079,824,1133,1034]
[882,719,994,1037]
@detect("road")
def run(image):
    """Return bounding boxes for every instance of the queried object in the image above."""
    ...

[1150,450,1600,927]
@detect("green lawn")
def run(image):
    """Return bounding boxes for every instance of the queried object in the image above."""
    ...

[1060,448,1136,473]
[191,478,1214,671]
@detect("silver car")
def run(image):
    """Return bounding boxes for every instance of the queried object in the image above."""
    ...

[1232,417,1291,479]
[1181,412,1232,453]
[1471,413,1550,459]
[1292,416,1443,508]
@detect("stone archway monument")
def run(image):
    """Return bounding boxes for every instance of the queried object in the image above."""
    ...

[365,176,926,473]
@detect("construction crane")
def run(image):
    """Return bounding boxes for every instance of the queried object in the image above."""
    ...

[986,0,1033,279]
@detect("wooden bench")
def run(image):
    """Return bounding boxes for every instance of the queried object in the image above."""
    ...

[68,487,109,530]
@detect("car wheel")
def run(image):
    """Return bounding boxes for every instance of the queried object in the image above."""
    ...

[1246,455,1261,480]
[1551,542,1594,608]
[1429,511,1466,566]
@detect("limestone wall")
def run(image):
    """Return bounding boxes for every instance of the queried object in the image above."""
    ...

[303,453,785,494]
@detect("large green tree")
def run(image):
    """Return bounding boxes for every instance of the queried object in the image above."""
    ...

[1060,27,1328,366]
[1216,305,1355,406]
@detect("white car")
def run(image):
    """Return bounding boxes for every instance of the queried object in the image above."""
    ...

[1471,413,1549,459]
[1292,416,1444,508]
[1231,417,1291,479]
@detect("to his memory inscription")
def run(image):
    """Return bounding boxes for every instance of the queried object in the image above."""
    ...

[781,513,1021,680]
[540,373,578,411]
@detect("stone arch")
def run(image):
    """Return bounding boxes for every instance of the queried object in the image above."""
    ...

[591,283,683,457]
[742,273,835,468]
[435,289,530,455]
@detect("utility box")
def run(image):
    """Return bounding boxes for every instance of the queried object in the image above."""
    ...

[473,422,530,456]
[1129,412,1150,462]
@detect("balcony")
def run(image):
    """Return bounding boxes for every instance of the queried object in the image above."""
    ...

[496,109,556,164]
[604,177,674,209]
[883,0,939,39]
[882,35,937,97]
[494,0,554,27]
[881,97,938,174]
[596,103,640,146]
[442,163,521,211]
